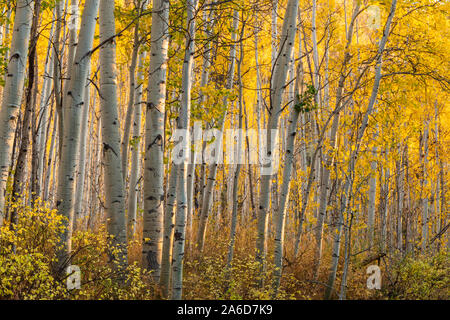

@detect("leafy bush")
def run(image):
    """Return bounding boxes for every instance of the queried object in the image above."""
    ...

[385,252,449,300]
[0,199,156,300]
[0,200,67,299]
[184,253,300,300]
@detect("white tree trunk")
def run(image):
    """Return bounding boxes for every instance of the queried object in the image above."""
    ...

[53,0,64,152]
[36,15,56,197]
[381,155,389,254]
[421,119,429,252]
[0,0,33,226]
[324,0,397,298]
[433,101,441,251]
[44,110,58,202]
[256,0,299,280]
[368,144,378,249]
[311,0,320,104]
[313,1,361,277]
[127,51,145,239]
[160,164,178,297]
[397,144,405,252]
[55,0,99,266]
[142,0,170,278]
[226,35,244,269]
[171,0,198,300]
[73,64,92,227]
[271,0,278,72]
[98,0,127,266]
[121,10,143,182]
[273,62,303,296]
[186,11,213,251]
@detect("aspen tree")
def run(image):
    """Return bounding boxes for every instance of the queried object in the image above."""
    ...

[433,101,441,251]
[197,9,239,254]
[273,61,303,296]
[381,149,390,253]
[53,0,63,148]
[73,65,92,226]
[186,9,214,251]
[0,0,33,226]
[36,15,56,199]
[122,0,146,182]
[98,0,127,266]
[313,0,361,277]
[172,0,199,300]
[397,144,405,252]
[324,0,397,298]
[54,0,99,268]
[368,145,378,248]
[311,0,320,104]
[142,0,170,278]
[127,52,145,239]
[226,25,245,269]
[421,118,430,252]
[271,0,277,71]
[11,0,41,225]
[256,0,299,279]
[160,164,178,297]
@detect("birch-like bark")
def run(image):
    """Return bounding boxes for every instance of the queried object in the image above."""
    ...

[53,0,63,152]
[73,66,92,227]
[142,0,170,278]
[121,12,141,182]
[171,0,198,300]
[339,206,354,300]
[405,145,413,254]
[433,101,441,250]
[67,0,79,68]
[311,0,320,104]
[196,11,214,214]
[98,0,127,266]
[368,144,378,248]
[381,153,389,254]
[55,0,99,268]
[397,144,405,251]
[271,0,278,72]
[0,0,33,226]
[44,110,57,202]
[273,62,303,296]
[226,32,245,269]
[127,52,145,239]
[421,119,429,252]
[254,23,263,158]
[11,0,41,226]
[0,7,12,61]
[256,0,299,280]
[36,15,56,198]
[186,11,213,251]
[160,164,178,297]
[58,0,80,153]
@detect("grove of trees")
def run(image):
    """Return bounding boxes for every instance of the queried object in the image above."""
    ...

[0,0,448,300]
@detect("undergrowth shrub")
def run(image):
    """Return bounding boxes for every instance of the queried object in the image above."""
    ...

[385,252,449,299]
[0,199,156,300]
[1,199,447,300]
[184,253,301,300]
